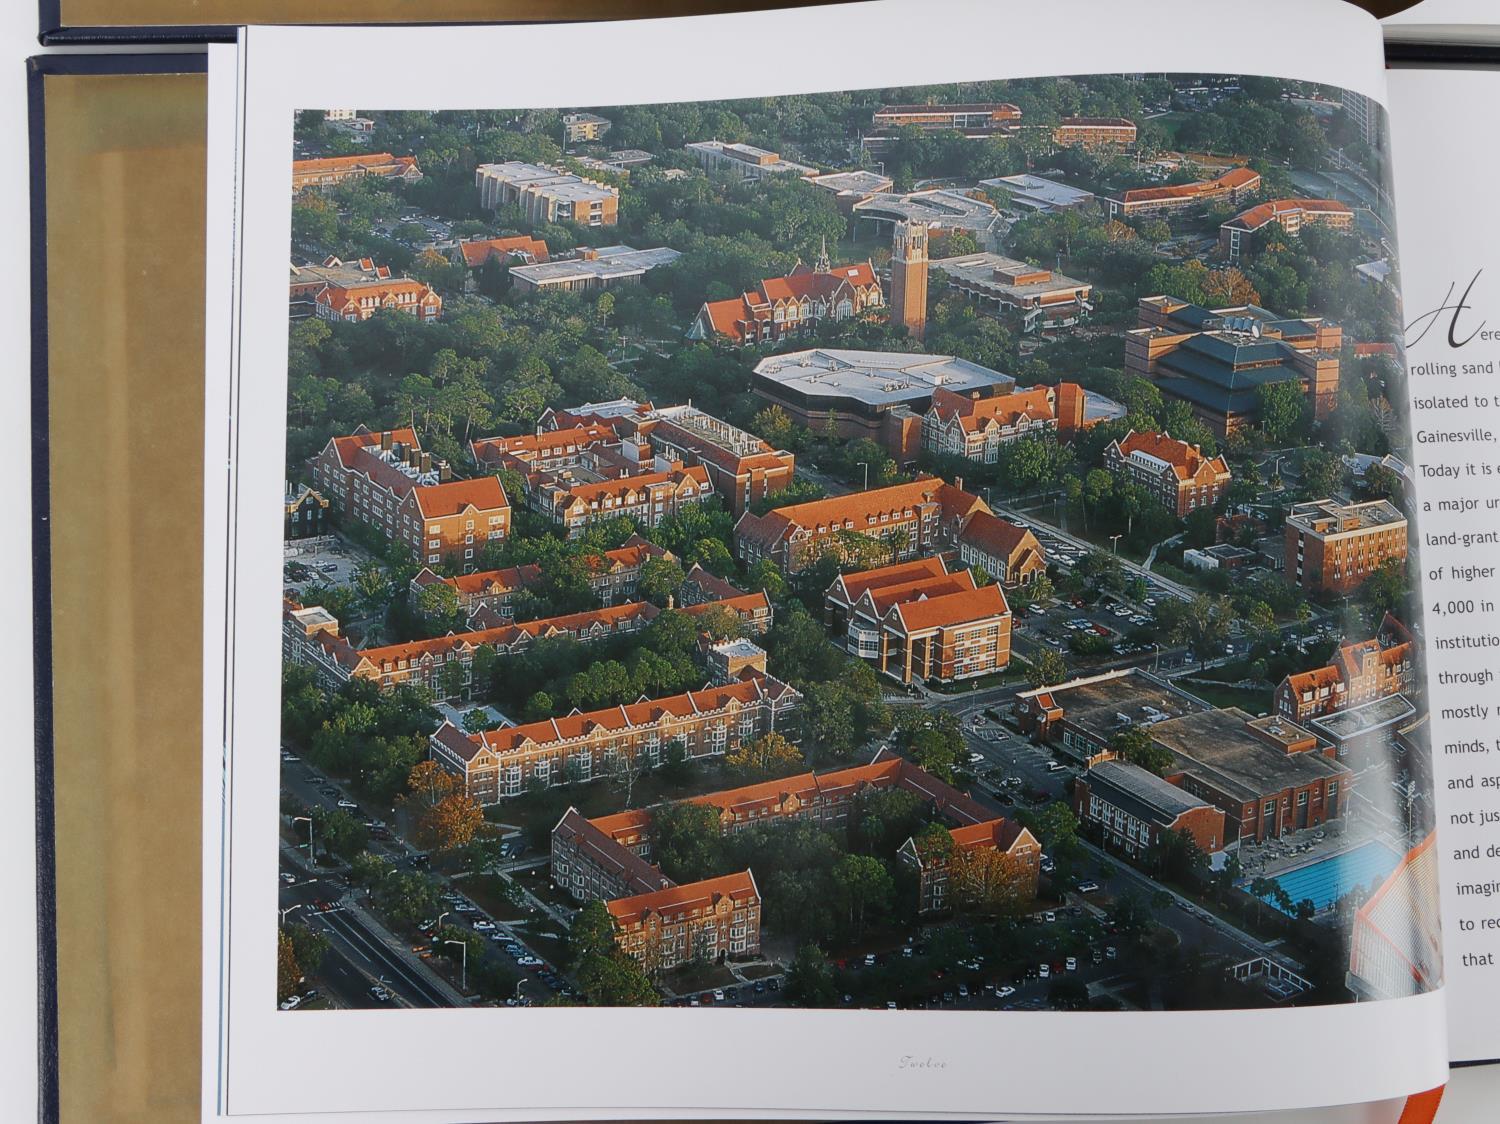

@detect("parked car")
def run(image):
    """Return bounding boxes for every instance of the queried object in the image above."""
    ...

[472,920,497,932]
[1077,881,1100,894]
[1038,964,1050,979]
[1065,957,1077,972]
[278,995,302,1011]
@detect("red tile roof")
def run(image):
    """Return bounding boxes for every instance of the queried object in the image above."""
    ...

[928,386,1057,433]
[830,557,949,605]
[456,235,549,269]
[410,476,509,518]
[959,511,1037,560]
[606,870,759,925]
[1120,166,1260,205]
[889,582,1009,633]
[1109,430,1230,482]
[470,423,615,467]
[1224,197,1351,232]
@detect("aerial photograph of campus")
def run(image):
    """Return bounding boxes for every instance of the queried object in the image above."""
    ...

[275,74,1440,1014]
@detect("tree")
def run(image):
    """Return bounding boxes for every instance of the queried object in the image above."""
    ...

[1366,557,1408,616]
[649,802,725,882]
[1110,724,1174,776]
[317,808,369,861]
[724,731,805,778]
[403,759,459,812]
[833,854,894,938]
[1176,594,1233,667]
[1025,648,1069,687]
[1257,380,1308,445]
[636,555,686,606]
[786,943,837,1006]
[605,746,652,808]
[570,900,658,1004]
[277,930,303,1001]
[418,792,485,851]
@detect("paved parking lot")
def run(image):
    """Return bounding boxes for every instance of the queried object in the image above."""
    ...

[283,538,377,597]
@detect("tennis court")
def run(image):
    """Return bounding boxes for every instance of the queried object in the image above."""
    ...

[1252,841,1401,915]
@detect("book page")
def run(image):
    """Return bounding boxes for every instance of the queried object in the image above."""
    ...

[205,1,1449,1117]
[1388,63,1500,1066]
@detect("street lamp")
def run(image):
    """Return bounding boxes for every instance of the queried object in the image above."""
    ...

[1109,533,1123,555]
[515,977,529,1005]
[293,815,315,864]
[443,938,469,992]
[279,904,303,926]
[856,461,870,490]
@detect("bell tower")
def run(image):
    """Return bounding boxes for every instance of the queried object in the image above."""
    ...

[889,219,929,340]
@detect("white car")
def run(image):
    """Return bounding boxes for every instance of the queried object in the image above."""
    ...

[996,985,1016,999]
[517,955,543,968]
[1065,957,1077,972]
[968,752,984,765]
[1077,881,1100,894]
[472,919,497,932]
[368,985,392,1003]
[278,995,302,1011]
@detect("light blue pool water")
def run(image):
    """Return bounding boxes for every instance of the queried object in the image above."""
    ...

[1251,841,1401,915]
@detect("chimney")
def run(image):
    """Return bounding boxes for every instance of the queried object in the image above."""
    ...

[380,430,392,452]
[421,452,432,475]
[955,475,965,492]
[439,460,452,483]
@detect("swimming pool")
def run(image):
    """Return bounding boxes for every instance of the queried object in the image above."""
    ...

[1250,841,1401,915]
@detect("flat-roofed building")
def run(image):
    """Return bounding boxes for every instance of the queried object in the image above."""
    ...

[751,348,1015,462]
[292,152,420,191]
[1103,429,1231,517]
[873,103,1022,131]
[1147,708,1352,843]
[561,112,611,144]
[510,245,680,293]
[979,174,1095,214]
[1220,198,1354,261]
[685,140,817,179]
[475,161,619,226]
[933,253,1093,334]
[1126,295,1342,435]
[1285,498,1408,596]
[923,383,1085,463]
[1053,116,1137,150]
[1074,760,1227,857]
[431,671,802,803]
[808,169,894,207]
[734,476,988,574]
[1014,668,1207,766]
[1105,166,1261,220]
[852,189,1001,242]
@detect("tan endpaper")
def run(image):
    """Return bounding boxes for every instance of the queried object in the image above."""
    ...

[43,70,207,1124]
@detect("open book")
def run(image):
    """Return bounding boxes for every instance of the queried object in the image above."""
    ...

[199,0,1499,1117]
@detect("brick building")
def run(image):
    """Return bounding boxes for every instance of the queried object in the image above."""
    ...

[289,599,662,698]
[430,671,802,804]
[1014,668,1208,766]
[889,219,929,341]
[956,511,1048,587]
[449,235,549,290]
[562,112,611,144]
[1102,429,1231,517]
[1284,498,1408,595]
[1125,296,1341,435]
[552,752,1037,963]
[872,103,1023,132]
[396,476,510,570]
[1104,166,1261,219]
[469,423,618,475]
[1147,708,1352,844]
[608,873,763,971]
[314,274,442,323]
[826,558,1010,684]
[1052,116,1137,151]
[686,257,882,346]
[620,405,796,517]
[733,476,988,574]
[1073,759,1227,858]
[922,383,1085,463]
[1219,198,1354,261]
[475,161,619,226]
[531,463,713,539]
[291,152,421,191]
[1275,614,1416,722]
[407,535,671,620]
